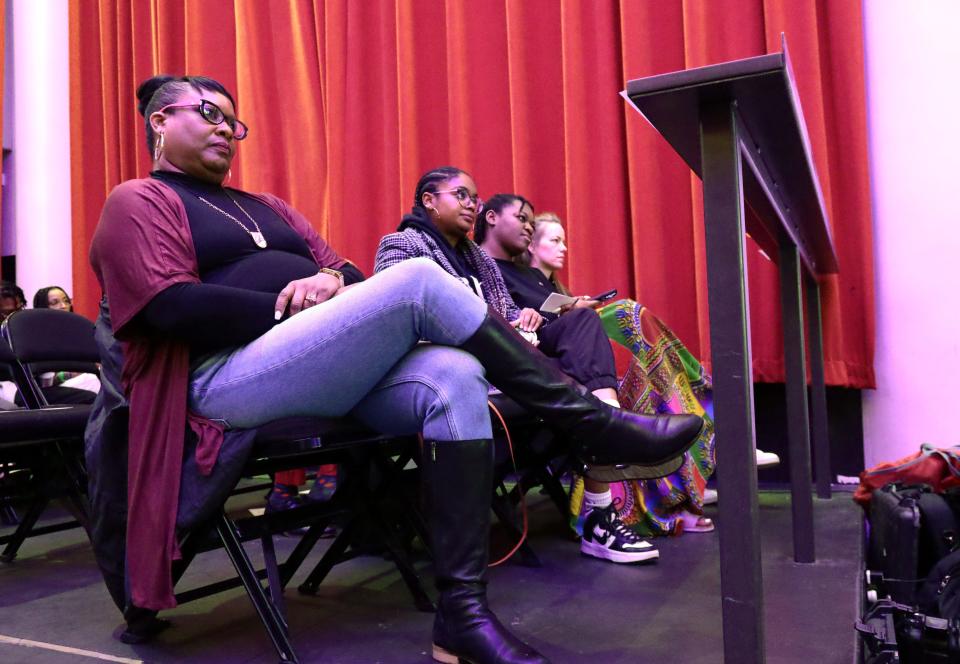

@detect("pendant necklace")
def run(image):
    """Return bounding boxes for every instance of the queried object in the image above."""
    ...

[196,191,268,249]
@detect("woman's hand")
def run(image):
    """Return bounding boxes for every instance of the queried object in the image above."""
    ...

[511,307,544,333]
[557,296,599,315]
[274,272,342,319]
[573,295,601,309]
[517,328,540,347]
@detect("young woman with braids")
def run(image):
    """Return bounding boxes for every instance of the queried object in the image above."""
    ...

[88,78,702,664]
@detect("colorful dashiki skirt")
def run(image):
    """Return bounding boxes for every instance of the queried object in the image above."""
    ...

[569,300,716,537]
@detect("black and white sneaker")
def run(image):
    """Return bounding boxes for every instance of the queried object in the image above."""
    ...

[580,503,659,563]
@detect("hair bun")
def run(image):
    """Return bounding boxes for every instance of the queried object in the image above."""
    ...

[136,75,178,116]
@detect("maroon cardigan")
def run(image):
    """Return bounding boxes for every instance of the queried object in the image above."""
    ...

[90,178,345,610]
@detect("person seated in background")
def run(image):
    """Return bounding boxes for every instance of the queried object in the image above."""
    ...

[375,173,668,564]
[33,285,73,311]
[0,281,95,406]
[89,76,702,664]
[0,281,26,321]
[31,285,102,396]
[1,282,28,405]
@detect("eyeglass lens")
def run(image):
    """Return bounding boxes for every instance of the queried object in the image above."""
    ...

[200,100,248,139]
[455,188,479,205]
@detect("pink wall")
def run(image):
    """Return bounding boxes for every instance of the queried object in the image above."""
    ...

[9,0,73,301]
[861,2,960,466]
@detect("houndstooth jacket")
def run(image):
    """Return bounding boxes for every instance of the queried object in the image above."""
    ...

[374,227,520,322]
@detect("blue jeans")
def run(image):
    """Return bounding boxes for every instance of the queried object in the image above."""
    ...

[188,259,493,441]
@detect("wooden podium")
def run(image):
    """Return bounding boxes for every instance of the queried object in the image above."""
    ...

[622,37,838,663]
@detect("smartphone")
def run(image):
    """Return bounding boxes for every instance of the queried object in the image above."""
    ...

[591,289,618,302]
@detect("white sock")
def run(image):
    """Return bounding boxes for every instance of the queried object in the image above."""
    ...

[583,489,612,510]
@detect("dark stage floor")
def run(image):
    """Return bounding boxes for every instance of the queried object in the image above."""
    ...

[0,488,861,663]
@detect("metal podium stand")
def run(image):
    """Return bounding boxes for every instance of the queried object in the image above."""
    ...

[622,36,839,663]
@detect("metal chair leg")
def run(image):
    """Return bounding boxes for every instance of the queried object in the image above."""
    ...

[215,513,299,663]
[1,497,48,562]
[298,518,358,595]
[261,532,288,622]
[363,498,435,612]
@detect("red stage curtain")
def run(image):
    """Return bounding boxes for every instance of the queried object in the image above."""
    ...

[69,0,874,387]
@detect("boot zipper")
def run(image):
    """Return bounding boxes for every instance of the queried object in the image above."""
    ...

[431,440,437,462]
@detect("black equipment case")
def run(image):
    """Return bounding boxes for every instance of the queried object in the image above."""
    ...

[860,484,960,662]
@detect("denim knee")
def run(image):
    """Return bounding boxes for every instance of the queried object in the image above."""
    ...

[422,348,492,441]
[378,258,487,341]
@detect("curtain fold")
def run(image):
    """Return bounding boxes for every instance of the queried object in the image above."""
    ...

[69,0,875,387]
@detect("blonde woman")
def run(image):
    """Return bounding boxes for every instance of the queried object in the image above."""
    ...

[519,212,721,536]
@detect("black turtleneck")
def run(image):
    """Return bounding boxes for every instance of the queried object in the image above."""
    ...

[494,259,560,321]
[139,171,362,355]
[152,170,321,288]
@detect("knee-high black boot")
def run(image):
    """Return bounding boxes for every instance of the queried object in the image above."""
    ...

[459,308,703,479]
[422,439,549,664]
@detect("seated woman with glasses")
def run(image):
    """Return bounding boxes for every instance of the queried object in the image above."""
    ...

[480,210,718,536]
[89,75,702,664]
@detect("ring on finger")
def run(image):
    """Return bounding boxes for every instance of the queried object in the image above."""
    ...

[305,293,318,303]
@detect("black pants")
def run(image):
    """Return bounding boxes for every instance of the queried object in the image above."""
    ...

[537,307,617,392]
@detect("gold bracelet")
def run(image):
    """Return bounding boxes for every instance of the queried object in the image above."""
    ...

[319,267,345,289]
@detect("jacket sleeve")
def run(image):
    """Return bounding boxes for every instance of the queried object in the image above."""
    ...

[90,180,200,339]
[374,231,422,273]
[491,268,520,321]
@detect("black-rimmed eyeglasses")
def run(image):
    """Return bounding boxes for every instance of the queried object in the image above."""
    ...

[434,187,482,209]
[158,99,249,140]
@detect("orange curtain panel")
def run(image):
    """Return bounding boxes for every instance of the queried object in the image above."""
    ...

[69,0,874,388]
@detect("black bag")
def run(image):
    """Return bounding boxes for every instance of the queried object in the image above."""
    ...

[919,548,960,620]
[868,484,960,604]
[857,599,960,664]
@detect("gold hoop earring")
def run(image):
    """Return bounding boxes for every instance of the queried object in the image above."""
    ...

[427,205,438,217]
[153,133,165,162]
[225,169,233,185]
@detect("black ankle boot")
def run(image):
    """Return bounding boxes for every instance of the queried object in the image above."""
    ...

[459,309,703,478]
[422,439,549,664]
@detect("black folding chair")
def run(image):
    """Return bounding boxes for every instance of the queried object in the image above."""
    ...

[2,308,100,409]
[0,310,97,561]
[84,298,433,663]
[487,393,577,568]
[169,421,427,663]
